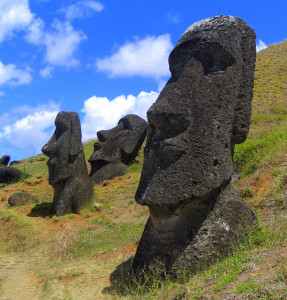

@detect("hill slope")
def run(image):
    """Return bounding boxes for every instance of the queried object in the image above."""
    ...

[0,40,286,299]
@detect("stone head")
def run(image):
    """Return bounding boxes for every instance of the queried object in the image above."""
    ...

[89,114,147,172]
[135,15,256,206]
[42,111,83,185]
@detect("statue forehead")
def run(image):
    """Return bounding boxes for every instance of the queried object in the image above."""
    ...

[170,15,248,61]
[55,111,78,127]
[175,15,241,46]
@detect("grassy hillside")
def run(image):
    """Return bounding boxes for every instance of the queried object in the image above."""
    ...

[0,41,286,299]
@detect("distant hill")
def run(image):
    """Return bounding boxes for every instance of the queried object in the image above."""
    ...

[253,40,287,117]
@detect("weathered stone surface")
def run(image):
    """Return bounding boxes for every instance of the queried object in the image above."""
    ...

[89,114,147,185]
[0,166,21,183]
[0,155,10,166]
[8,192,37,207]
[42,111,94,216]
[132,15,256,277]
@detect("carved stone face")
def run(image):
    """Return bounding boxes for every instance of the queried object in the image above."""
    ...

[135,16,256,206]
[89,114,147,174]
[42,112,82,185]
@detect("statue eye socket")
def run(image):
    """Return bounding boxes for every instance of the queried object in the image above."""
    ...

[118,118,132,130]
[169,40,235,76]
[194,49,235,76]
[54,122,68,140]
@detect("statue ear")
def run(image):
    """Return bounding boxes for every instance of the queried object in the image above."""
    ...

[231,29,255,145]
[69,113,82,158]
[231,94,252,144]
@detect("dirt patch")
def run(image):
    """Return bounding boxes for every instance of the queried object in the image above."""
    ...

[252,166,274,196]
[0,255,42,300]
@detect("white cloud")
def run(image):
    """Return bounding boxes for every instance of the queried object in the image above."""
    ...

[25,17,44,44]
[256,40,268,52]
[44,20,86,67]
[0,103,60,158]
[0,60,32,86]
[81,91,159,140]
[0,91,5,97]
[64,1,104,21]
[12,102,59,115]
[96,34,172,80]
[0,0,33,43]
[26,16,86,68]
[39,66,53,78]
[1,1,102,73]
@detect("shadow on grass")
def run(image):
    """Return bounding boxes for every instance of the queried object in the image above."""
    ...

[102,256,170,297]
[28,202,53,218]
[102,257,135,296]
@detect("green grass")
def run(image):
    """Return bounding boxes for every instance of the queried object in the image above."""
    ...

[13,154,48,177]
[126,152,144,173]
[234,122,287,175]
[234,280,261,294]
[51,221,145,260]
[234,280,287,299]
[83,139,97,162]
[0,276,3,296]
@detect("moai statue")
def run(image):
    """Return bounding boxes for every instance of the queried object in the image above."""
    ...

[0,166,21,183]
[42,111,94,216]
[89,114,147,185]
[0,155,10,166]
[132,15,256,277]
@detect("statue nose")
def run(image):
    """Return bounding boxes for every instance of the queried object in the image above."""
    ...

[147,107,173,132]
[147,104,189,135]
[42,141,56,158]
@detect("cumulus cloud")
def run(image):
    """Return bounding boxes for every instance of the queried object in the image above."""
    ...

[256,40,268,52]
[64,1,104,21]
[25,17,44,44]
[1,0,103,73]
[26,16,86,68]
[0,102,60,159]
[0,0,33,43]
[81,91,159,140]
[43,20,86,67]
[0,60,32,86]
[96,34,172,80]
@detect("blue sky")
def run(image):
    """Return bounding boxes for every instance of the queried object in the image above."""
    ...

[0,0,286,161]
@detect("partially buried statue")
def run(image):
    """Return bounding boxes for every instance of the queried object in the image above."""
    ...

[132,15,256,277]
[89,114,147,185]
[0,155,10,166]
[42,111,94,216]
